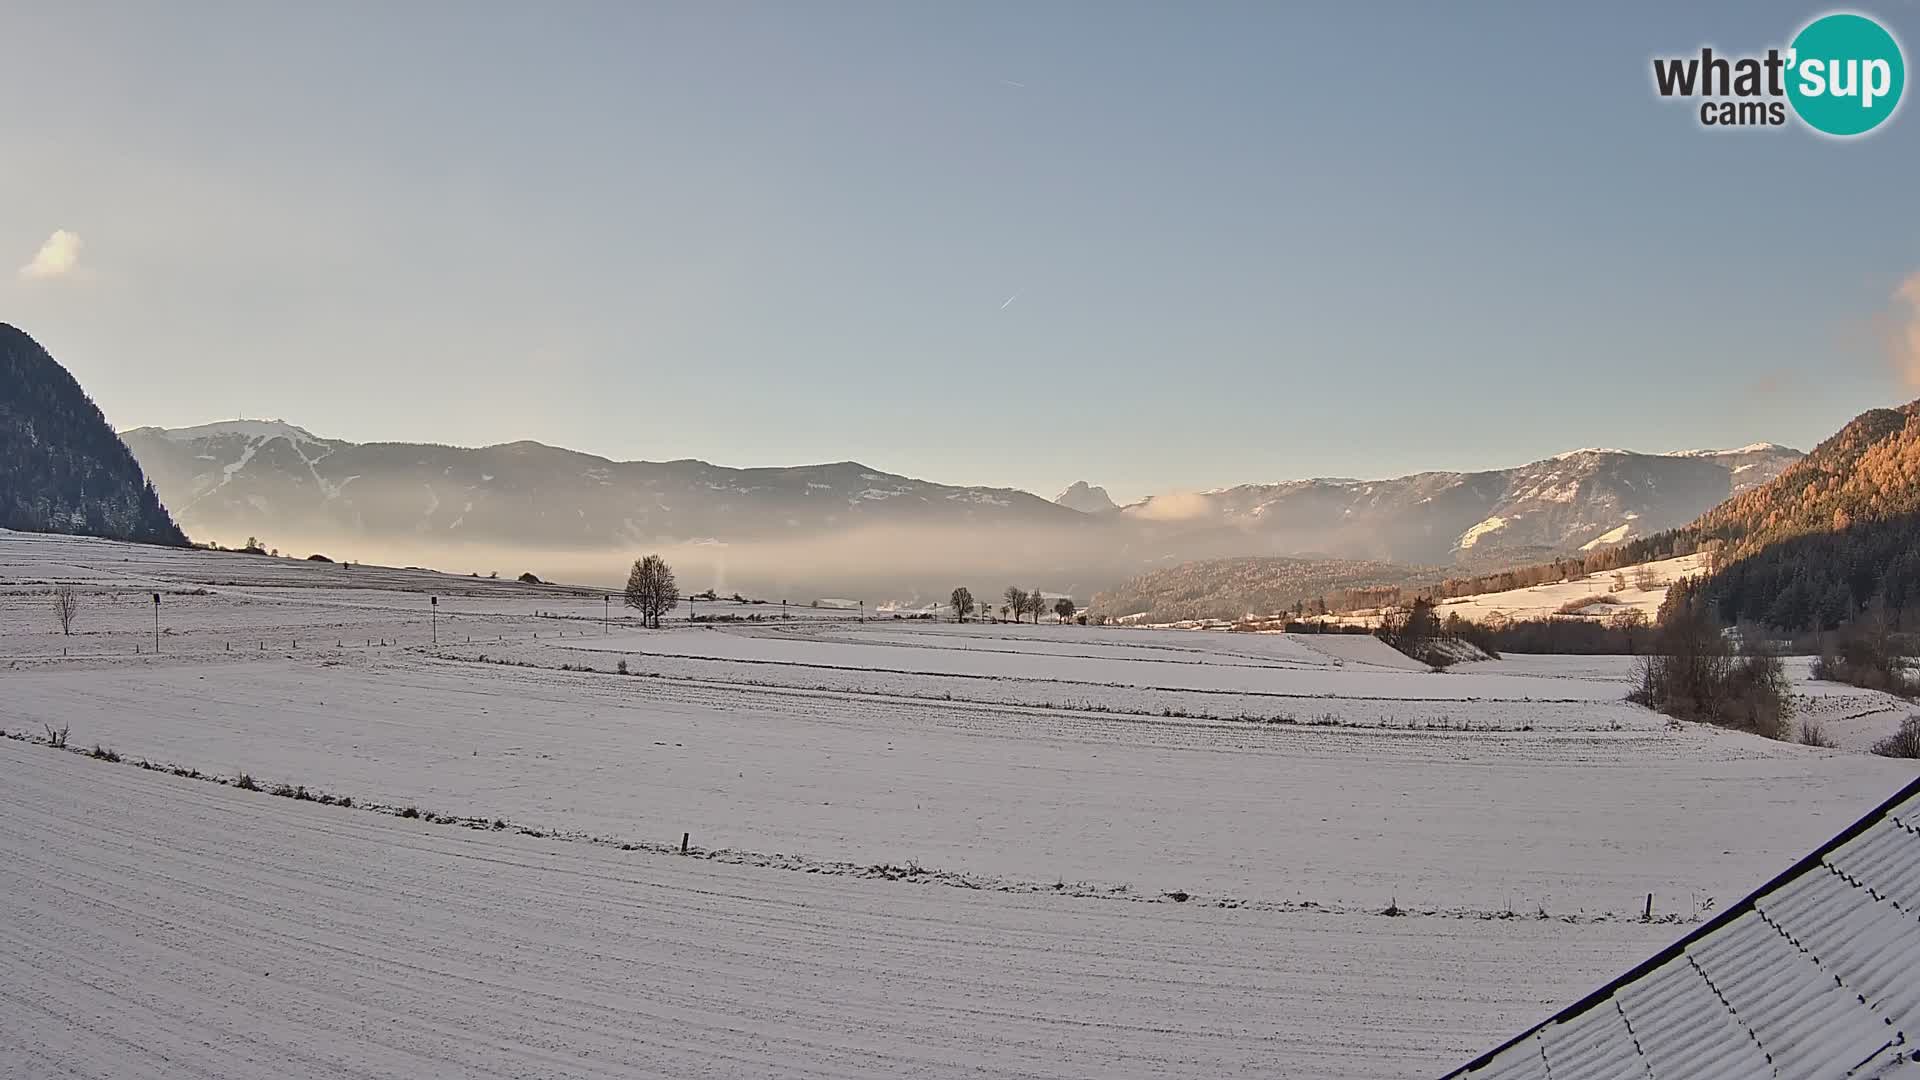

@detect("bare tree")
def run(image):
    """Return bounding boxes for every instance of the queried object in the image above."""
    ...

[1053,597,1076,624]
[54,586,79,636]
[950,587,975,623]
[1024,587,1046,624]
[998,604,1011,622]
[1633,564,1660,592]
[624,554,680,629]
[1004,587,1027,623]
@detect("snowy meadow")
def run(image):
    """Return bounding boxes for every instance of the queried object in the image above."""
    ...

[2,530,1915,1079]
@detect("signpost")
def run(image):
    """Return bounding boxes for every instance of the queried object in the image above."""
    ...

[430,595,438,645]
[152,593,160,652]
[604,595,611,634]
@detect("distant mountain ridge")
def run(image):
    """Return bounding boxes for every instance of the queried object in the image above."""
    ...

[120,421,1087,552]
[120,418,1802,599]
[0,324,186,546]
[1117,444,1801,567]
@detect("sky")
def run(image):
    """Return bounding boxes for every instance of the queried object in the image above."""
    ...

[4,1,1919,505]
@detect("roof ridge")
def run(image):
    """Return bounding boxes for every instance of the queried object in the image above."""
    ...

[1442,772,1920,1078]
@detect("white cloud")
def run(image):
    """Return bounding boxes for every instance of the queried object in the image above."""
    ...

[19,229,83,279]
[1892,272,1920,388]
[1132,490,1216,522]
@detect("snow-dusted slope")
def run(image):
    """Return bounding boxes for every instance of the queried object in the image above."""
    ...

[1430,552,1711,624]
[1118,446,1801,565]
[0,737,1687,1079]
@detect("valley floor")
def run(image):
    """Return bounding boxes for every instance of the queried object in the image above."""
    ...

[3,529,1917,1077]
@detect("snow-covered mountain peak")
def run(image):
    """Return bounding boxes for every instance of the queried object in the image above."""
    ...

[139,419,322,445]
[1054,481,1118,514]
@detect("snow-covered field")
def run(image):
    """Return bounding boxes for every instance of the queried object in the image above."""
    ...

[1433,552,1709,624]
[3,530,1917,1078]
[1310,553,1712,630]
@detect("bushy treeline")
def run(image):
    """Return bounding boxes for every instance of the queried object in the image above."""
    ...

[1627,589,1793,739]
[0,324,188,545]
[1454,611,1654,655]
[1807,607,1915,696]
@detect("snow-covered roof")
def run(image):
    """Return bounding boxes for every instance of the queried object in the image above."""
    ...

[1442,774,1920,1079]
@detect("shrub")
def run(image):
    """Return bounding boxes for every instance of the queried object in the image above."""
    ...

[89,744,120,762]
[1379,598,1457,666]
[234,773,259,791]
[617,659,629,675]
[1871,716,1920,758]
[1810,621,1913,697]
[43,723,69,748]
[306,553,333,563]
[398,805,420,819]
[1628,605,1791,740]
[518,572,543,585]
[1554,594,1621,615]
[1798,718,1838,749]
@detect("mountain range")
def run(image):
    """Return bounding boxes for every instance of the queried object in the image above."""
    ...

[119,419,1801,596]
[122,420,1083,551]
[1094,443,1798,566]
[1096,400,1920,628]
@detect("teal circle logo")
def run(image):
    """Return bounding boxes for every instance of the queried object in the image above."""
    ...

[1787,12,1905,136]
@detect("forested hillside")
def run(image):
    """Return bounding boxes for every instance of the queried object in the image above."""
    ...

[1693,402,1920,632]
[1363,399,1920,636]
[1091,556,1443,623]
[0,324,187,545]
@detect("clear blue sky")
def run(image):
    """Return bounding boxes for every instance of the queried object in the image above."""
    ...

[4,1,1917,503]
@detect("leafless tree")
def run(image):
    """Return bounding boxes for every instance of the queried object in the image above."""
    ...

[1053,597,1076,624]
[950,587,975,623]
[1023,587,1046,624]
[1004,586,1028,623]
[54,586,79,636]
[624,554,680,629]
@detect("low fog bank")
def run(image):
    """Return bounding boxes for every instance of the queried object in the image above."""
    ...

[188,521,1176,607]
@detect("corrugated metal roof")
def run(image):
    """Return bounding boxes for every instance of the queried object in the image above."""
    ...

[1442,775,1920,1080]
